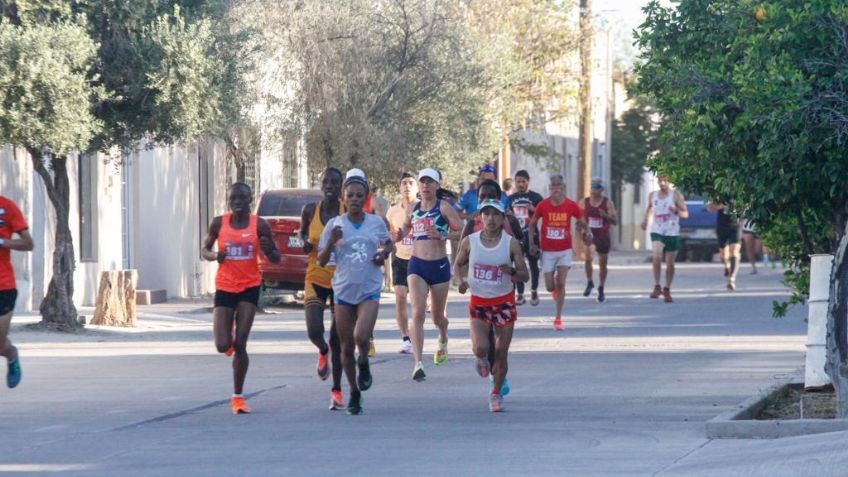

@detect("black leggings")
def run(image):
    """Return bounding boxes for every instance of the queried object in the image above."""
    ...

[515,253,540,294]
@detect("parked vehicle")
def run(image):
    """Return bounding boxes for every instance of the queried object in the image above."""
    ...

[256,188,323,293]
[677,193,718,262]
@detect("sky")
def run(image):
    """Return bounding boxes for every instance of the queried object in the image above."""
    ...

[593,0,675,69]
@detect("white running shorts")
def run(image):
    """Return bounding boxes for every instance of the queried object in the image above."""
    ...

[541,249,573,273]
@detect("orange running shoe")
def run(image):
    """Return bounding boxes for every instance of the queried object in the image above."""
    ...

[224,323,236,357]
[650,285,662,299]
[553,318,564,331]
[317,351,330,380]
[329,389,344,410]
[663,287,673,303]
[231,396,251,414]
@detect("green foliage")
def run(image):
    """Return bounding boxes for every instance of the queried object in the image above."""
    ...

[0,20,101,154]
[611,93,656,186]
[634,0,848,315]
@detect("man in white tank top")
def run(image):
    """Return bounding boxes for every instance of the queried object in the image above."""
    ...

[641,175,688,302]
[454,199,529,412]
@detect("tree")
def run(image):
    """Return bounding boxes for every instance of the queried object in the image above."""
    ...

[1,1,237,329]
[461,0,579,159]
[610,94,656,187]
[0,20,102,330]
[634,0,848,415]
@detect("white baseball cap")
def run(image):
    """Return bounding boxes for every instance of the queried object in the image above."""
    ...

[345,168,366,181]
[478,199,505,214]
[418,168,440,183]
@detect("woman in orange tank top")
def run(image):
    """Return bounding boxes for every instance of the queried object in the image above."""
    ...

[202,183,280,415]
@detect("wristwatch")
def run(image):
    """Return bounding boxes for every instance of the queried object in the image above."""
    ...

[508,266,517,276]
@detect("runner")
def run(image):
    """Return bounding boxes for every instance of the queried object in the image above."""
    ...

[395,168,463,381]
[0,195,33,389]
[508,170,544,306]
[582,178,618,303]
[457,163,509,218]
[640,175,689,302]
[202,183,281,414]
[459,180,522,241]
[459,179,522,397]
[318,172,393,415]
[299,168,346,410]
[386,172,417,354]
[454,199,529,412]
[741,219,760,274]
[708,203,741,290]
[527,174,591,330]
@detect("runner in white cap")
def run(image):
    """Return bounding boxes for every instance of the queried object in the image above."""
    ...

[454,199,528,412]
[394,168,463,381]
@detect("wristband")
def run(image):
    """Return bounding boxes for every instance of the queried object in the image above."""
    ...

[0,238,5,247]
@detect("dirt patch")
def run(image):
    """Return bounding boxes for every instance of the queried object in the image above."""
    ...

[756,383,837,420]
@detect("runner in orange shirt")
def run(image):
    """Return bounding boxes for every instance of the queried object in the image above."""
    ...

[202,183,280,414]
[0,195,34,389]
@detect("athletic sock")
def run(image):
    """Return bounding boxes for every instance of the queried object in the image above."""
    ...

[402,336,410,342]
[232,393,243,399]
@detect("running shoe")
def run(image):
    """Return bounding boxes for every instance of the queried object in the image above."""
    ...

[329,389,344,410]
[434,340,448,365]
[650,284,662,299]
[225,323,235,357]
[357,358,373,391]
[583,281,594,297]
[230,396,251,415]
[489,375,510,397]
[347,391,363,415]
[368,337,376,357]
[662,287,673,303]
[727,279,736,291]
[317,351,330,380]
[412,362,426,382]
[751,268,758,275]
[7,359,21,389]
[475,357,490,378]
[488,392,504,412]
[516,294,526,306]
[553,318,564,331]
[530,291,539,306]
[597,286,606,303]
[399,339,413,354]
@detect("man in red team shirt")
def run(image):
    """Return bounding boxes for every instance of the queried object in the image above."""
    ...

[528,174,590,331]
[0,195,34,388]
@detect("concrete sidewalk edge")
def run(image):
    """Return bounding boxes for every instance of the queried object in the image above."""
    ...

[706,373,848,439]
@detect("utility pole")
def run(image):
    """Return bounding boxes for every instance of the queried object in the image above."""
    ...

[577,0,593,201]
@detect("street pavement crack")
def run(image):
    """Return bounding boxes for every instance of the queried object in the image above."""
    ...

[111,384,287,431]
[650,439,715,477]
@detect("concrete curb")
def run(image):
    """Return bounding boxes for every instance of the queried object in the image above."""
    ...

[706,376,848,439]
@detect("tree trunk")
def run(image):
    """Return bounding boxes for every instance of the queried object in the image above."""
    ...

[30,151,79,331]
[826,221,848,417]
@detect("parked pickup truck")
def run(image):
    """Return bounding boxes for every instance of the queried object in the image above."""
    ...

[256,188,323,292]
[677,193,718,262]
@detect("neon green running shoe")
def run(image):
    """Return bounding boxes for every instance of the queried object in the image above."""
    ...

[433,339,448,366]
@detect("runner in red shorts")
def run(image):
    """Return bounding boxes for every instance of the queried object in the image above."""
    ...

[581,177,618,303]
[454,199,528,412]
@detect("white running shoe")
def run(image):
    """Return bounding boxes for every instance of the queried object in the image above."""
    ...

[399,339,413,354]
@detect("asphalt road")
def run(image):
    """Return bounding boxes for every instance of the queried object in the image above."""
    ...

[3,261,837,477]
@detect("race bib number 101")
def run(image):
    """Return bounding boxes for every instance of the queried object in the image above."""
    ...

[225,242,254,260]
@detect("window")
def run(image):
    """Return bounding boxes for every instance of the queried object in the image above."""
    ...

[78,154,98,262]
